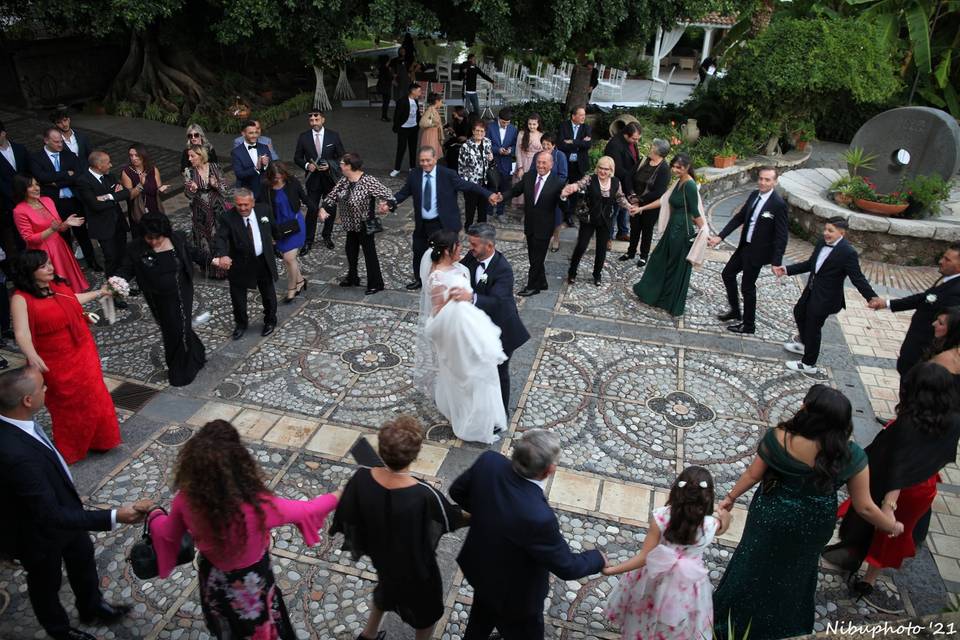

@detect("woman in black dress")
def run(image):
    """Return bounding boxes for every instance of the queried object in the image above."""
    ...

[117,213,206,386]
[331,415,465,640]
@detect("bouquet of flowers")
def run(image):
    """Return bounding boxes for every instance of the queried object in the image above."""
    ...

[101,276,130,325]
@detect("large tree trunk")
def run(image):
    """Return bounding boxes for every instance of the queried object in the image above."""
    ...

[107,28,204,113]
[565,64,593,112]
[750,0,775,35]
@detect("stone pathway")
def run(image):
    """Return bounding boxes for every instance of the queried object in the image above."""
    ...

[0,109,956,638]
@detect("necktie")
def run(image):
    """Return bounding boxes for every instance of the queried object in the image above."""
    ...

[573,124,579,138]
[32,422,73,483]
[423,173,432,213]
[98,174,106,185]
[746,194,763,242]
[51,153,60,171]
[314,132,322,157]
[245,217,254,247]
[534,176,543,203]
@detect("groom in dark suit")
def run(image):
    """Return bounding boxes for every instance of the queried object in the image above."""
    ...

[0,366,152,640]
[231,120,272,200]
[710,166,789,334]
[451,223,531,415]
[212,189,279,339]
[450,429,605,639]
[868,243,960,374]
[388,146,497,290]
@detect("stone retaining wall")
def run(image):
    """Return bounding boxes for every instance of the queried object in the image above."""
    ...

[699,149,810,201]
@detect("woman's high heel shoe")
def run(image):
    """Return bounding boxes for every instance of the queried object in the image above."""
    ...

[283,289,297,304]
[296,280,307,296]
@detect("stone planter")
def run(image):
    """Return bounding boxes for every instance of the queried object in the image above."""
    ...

[854,198,908,216]
[713,155,737,169]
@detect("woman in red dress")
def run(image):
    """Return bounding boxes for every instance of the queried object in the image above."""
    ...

[10,250,120,464]
[12,175,89,293]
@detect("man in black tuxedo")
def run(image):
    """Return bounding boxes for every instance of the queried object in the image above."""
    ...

[292,110,345,254]
[868,243,960,374]
[231,119,271,200]
[603,122,640,241]
[0,366,152,640]
[557,105,592,227]
[29,128,100,271]
[451,223,531,415]
[386,146,497,290]
[74,150,140,285]
[50,109,92,170]
[502,151,565,296]
[212,189,279,340]
[450,430,605,639]
[0,120,29,260]
[776,217,881,375]
[710,166,789,334]
[390,83,423,176]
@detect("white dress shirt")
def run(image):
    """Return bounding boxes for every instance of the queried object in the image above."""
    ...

[0,143,16,170]
[814,240,840,273]
[243,214,264,257]
[498,126,508,147]
[245,141,260,170]
[88,168,114,200]
[0,415,118,529]
[403,99,418,128]
[61,131,79,156]
[309,127,325,168]
[745,190,773,243]
[569,123,580,162]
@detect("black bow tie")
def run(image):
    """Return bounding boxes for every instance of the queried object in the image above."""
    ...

[247,145,257,150]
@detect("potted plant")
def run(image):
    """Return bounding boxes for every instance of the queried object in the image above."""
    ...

[791,119,815,151]
[828,175,859,206]
[713,142,738,169]
[901,174,953,217]
[841,146,877,177]
[853,177,909,216]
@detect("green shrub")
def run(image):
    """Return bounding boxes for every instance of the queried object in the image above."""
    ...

[508,100,566,135]
[112,101,139,118]
[142,102,178,124]
[902,174,953,217]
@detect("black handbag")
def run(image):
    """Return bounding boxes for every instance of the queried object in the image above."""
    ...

[128,507,195,579]
[364,194,383,235]
[278,218,300,239]
[485,164,500,191]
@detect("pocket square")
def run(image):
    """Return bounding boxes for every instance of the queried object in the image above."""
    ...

[761,211,774,219]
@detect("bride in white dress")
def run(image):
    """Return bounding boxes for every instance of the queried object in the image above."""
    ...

[415,230,507,443]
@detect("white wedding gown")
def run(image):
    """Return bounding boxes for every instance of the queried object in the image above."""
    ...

[417,258,507,443]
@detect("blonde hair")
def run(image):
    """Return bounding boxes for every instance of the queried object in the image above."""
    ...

[187,144,209,164]
[596,155,616,172]
[185,124,209,148]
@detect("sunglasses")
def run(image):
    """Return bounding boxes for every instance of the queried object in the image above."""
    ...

[188,133,202,138]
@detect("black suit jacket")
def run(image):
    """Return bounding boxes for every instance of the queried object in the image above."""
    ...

[0,141,29,211]
[603,134,638,195]
[718,189,789,266]
[0,417,113,559]
[393,166,490,234]
[891,275,960,374]
[502,171,564,240]
[292,128,345,193]
[63,131,92,169]
[786,238,877,315]
[557,120,592,176]
[74,170,132,239]
[257,176,315,224]
[450,451,604,617]
[29,148,81,204]
[231,142,272,199]
[461,251,530,356]
[212,204,279,287]
[392,96,422,134]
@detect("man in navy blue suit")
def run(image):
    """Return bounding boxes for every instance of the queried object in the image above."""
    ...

[451,223,530,415]
[231,119,271,199]
[0,120,29,260]
[486,107,518,219]
[450,429,606,639]
[386,146,499,290]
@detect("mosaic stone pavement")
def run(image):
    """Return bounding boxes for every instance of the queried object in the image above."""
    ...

[0,183,935,638]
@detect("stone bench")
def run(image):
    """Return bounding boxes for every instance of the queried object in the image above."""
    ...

[778,168,960,265]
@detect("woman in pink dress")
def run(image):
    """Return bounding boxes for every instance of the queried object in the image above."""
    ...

[512,112,544,206]
[12,175,89,293]
[148,420,340,640]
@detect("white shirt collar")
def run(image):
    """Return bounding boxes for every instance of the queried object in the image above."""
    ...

[314,127,325,136]
[525,476,547,493]
[88,168,104,180]
[479,253,494,269]
[942,273,960,283]
[755,190,773,204]
[0,414,36,432]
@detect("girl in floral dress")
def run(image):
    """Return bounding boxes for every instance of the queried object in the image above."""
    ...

[604,466,731,640]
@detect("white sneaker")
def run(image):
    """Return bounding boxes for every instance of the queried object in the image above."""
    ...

[786,360,821,375]
[783,341,805,355]
[389,169,400,177]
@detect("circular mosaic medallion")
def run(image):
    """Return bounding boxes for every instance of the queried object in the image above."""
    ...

[340,342,402,374]
[646,390,716,429]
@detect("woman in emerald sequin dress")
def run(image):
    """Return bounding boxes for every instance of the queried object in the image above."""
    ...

[712,385,904,639]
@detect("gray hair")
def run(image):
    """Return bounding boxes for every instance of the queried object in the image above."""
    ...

[234,188,255,201]
[511,429,560,478]
[185,123,209,148]
[0,367,38,412]
[466,222,496,244]
[535,150,554,166]
[418,146,437,158]
[651,138,671,158]
[88,150,108,167]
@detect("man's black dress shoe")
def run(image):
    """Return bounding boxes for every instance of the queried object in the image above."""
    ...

[636,258,647,267]
[593,277,602,287]
[262,323,276,337]
[300,243,312,257]
[517,288,539,297]
[323,238,335,249]
[618,254,635,262]
[339,278,360,287]
[53,628,97,640]
[365,286,384,295]
[726,322,756,334]
[231,325,247,340]
[79,601,130,624]
[405,280,422,291]
[717,309,742,322]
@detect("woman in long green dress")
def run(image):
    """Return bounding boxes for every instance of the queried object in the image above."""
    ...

[632,153,703,316]
[713,385,903,639]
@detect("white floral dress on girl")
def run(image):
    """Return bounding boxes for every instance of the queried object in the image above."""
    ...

[606,505,718,639]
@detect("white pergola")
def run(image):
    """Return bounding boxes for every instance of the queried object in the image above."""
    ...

[651,12,736,81]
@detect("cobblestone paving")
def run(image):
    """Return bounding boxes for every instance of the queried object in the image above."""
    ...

[0,113,951,638]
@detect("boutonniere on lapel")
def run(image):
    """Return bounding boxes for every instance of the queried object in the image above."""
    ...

[260,216,269,224]
[478,273,488,285]
[761,211,774,219]
[926,293,938,304]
